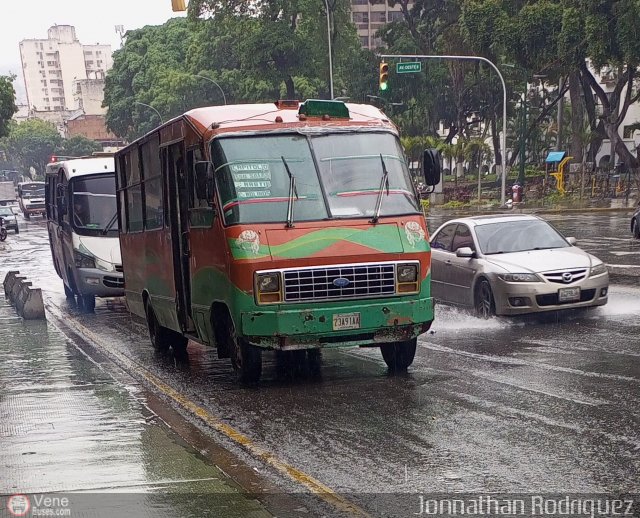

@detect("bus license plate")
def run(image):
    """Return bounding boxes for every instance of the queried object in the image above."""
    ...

[558,287,580,302]
[333,312,361,330]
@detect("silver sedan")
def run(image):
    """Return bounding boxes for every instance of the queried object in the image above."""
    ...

[429,214,609,317]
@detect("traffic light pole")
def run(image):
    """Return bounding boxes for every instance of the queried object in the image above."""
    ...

[378,54,509,206]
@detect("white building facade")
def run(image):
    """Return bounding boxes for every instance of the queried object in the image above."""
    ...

[19,25,112,114]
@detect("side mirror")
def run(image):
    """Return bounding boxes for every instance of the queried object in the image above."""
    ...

[456,247,475,258]
[566,236,577,245]
[422,148,441,187]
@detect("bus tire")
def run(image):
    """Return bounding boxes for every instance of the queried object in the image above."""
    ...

[14,227,19,234]
[380,338,417,372]
[226,315,262,383]
[24,212,30,220]
[64,283,75,299]
[78,294,96,312]
[145,303,171,353]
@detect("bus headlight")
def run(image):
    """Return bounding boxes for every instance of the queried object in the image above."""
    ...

[255,272,282,304]
[74,250,96,269]
[397,264,418,283]
[396,263,419,293]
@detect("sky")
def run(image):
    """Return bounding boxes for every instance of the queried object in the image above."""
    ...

[0,0,186,103]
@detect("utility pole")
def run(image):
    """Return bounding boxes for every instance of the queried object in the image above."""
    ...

[518,84,527,186]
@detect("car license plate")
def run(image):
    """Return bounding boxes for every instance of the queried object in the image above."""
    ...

[558,287,580,302]
[332,312,361,330]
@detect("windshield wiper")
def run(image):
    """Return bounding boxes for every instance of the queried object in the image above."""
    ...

[282,156,298,228]
[370,154,390,224]
[101,212,118,235]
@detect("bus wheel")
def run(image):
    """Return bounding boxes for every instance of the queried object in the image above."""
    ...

[78,294,96,312]
[380,338,417,372]
[226,318,262,383]
[145,303,171,352]
[63,283,75,299]
[14,227,19,234]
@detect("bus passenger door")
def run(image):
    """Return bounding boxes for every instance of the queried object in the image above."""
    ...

[165,142,193,332]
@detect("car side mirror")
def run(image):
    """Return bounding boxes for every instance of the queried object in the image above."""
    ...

[566,237,577,245]
[422,148,441,187]
[456,247,475,258]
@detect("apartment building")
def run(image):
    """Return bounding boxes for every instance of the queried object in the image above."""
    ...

[350,0,406,49]
[19,25,112,114]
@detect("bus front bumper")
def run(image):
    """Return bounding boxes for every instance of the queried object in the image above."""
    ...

[241,297,434,350]
[76,268,125,298]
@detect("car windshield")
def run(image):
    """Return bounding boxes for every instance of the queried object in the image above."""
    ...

[212,131,418,225]
[71,174,118,235]
[475,219,569,255]
[0,208,13,216]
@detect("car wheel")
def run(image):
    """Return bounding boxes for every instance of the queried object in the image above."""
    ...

[380,338,417,372]
[633,218,640,239]
[0,228,7,241]
[475,279,496,319]
[226,314,262,383]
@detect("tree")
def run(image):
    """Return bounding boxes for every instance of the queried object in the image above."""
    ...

[0,75,18,139]
[63,136,103,157]
[4,119,63,177]
[461,0,640,181]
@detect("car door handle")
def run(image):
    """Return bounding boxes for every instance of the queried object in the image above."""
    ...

[445,260,452,265]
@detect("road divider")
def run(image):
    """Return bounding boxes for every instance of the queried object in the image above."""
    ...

[3,270,46,319]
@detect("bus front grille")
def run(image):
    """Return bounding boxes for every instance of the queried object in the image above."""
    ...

[283,263,396,302]
[103,276,124,289]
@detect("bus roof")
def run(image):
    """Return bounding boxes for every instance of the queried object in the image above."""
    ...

[46,156,115,180]
[183,101,395,135]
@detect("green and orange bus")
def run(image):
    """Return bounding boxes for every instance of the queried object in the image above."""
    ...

[115,99,440,382]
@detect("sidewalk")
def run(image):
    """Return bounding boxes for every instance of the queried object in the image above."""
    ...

[0,292,271,518]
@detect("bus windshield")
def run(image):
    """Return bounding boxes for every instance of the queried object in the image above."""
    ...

[71,174,119,235]
[20,183,45,199]
[212,132,419,225]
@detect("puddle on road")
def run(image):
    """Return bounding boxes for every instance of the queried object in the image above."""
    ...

[0,295,271,517]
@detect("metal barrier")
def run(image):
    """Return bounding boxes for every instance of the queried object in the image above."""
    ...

[2,270,46,320]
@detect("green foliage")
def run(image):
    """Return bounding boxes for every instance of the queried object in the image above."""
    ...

[2,119,62,177]
[0,76,17,139]
[103,0,369,140]
[63,136,103,157]
[442,200,467,209]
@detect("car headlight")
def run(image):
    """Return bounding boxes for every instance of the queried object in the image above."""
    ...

[74,250,96,269]
[498,273,540,282]
[397,264,418,283]
[590,263,608,276]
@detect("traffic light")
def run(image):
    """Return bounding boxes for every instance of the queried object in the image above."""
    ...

[171,0,187,11]
[379,62,389,91]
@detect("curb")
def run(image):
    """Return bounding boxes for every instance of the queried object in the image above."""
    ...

[2,270,46,319]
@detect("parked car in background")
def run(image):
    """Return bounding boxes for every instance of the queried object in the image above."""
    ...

[429,214,609,317]
[0,206,19,233]
[631,204,640,239]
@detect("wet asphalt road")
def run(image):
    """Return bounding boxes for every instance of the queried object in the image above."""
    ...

[1,210,639,517]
